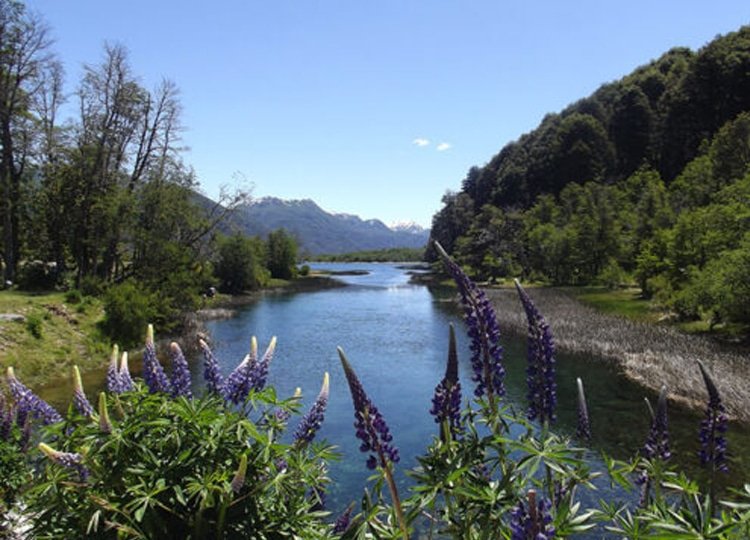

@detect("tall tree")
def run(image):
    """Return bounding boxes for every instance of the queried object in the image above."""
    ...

[0,0,53,284]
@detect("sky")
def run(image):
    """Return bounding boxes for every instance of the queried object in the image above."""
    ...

[23,1,750,228]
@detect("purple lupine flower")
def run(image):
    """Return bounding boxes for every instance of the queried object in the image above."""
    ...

[697,361,728,473]
[434,242,505,401]
[119,351,134,392]
[142,324,171,394]
[333,503,355,535]
[515,280,557,424]
[575,377,591,442]
[642,386,670,461]
[6,367,62,425]
[294,373,330,445]
[199,338,224,395]
[39,442,89,482]
[338,347,399,469]
[72,366,94,417]
[223,336,257,405]
[429,323,463,440]
[249,336,277,392]
[106,345,123,393]
[169,342,193,398]
[509,489,555,540]
[230,454,248,493]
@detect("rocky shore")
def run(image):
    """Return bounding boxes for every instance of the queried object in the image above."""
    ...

[484,287,750,423]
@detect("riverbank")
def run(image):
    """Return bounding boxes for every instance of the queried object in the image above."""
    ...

[485,286,750,423]
[0,274,344,388]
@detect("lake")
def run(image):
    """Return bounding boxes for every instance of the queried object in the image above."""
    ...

[37,262,750,517]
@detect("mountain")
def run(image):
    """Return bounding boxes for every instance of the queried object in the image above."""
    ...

[226,197,429,255]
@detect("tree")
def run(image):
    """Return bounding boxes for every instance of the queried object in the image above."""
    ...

[0,0,54,284]
[215,233,268,293]
[266,228,298,280]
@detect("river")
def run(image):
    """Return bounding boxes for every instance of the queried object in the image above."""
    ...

[37,262,750,517]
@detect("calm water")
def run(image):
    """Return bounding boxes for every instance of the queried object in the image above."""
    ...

[37,262,750,516]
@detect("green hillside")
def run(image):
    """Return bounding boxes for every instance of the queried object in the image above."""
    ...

[430,26,750,332]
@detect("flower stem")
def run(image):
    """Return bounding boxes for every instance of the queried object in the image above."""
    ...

[383,463,409,540]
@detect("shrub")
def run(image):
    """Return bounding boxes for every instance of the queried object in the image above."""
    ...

[100,281,158,348]
[25,314,43,339]
[64,289,83,305]
[16,260,57,290]
[298,264,311,277]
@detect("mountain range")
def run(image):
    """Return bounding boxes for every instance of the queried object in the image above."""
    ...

[223,197,430,255]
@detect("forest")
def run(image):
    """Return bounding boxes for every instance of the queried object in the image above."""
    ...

[429,26,750,331]
[0,1,300,343]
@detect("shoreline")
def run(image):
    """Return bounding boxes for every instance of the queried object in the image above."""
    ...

[483,287,750,423]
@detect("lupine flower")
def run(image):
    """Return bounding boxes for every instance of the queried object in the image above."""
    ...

[72,366,94,417]
[230,454,248,493]
[294,373,330,445]
[39,442,89,481]
[697,361,728,473]
[199,338,224,395]
[338,347,399,469]
[119,351,134,392]
[429,323,463,440]
[224,337,258,405]
[249,336,277,392]
[642,386,670,461]
[169,342,193,398]
[6,367,62,424]
[434,242,505,401]
[515,279,557,424]
[98,392,112,434]
[576,377,591,442]
[19,415,31,452]
[142,324,171,394]
[509,489,555,540]
[333,503,355,535]
[106,345,122,393]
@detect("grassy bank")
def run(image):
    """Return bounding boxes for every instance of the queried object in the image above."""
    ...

[0,291,109,387]
[1,275,343,388]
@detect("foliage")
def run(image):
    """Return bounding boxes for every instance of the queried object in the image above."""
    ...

[266,229,298,280]
[215,233,269,293]
[313,247,425,263]
[24,314,43,339]
[428,26,750,332]
[100,281,158,348]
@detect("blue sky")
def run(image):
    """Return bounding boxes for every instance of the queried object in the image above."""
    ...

[25,1,750,227]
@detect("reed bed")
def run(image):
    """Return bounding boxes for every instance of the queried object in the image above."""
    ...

[485,287,750,423]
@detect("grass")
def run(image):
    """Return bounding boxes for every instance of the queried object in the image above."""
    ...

[566,286,662,323]
[0,289,109,388]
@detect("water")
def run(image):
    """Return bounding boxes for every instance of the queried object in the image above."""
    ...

[36,262,750,517]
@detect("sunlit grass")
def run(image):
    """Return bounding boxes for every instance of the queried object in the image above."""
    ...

[0,290,108,387]
[568,286,661,323]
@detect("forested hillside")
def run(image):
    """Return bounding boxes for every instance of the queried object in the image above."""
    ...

[429,26,750,328]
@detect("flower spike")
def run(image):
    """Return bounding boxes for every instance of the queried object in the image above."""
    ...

[199,338,224,395]
[434,241,505,403]
[142,324,171,394]
[106,345,122,393]
[72,366,94,417]
[39,442,89,481]
[515,279,557,425]
[119,351,134,392]
[230,454,248,493]
[430,324,463,441]
[6,367,62,425]
[294,372,330,446]
[98,392,112,434]
[575,377,591,442]
[169,342,192,398]
[697,361,728,473]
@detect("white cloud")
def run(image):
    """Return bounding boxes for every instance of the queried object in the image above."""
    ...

[413,138,430,147]
[436,142,452,151]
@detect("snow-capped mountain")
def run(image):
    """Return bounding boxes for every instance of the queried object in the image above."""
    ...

[226,197,430,255]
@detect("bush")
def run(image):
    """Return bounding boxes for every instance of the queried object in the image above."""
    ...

[100,281,158,348]
[596,258,630,289]
[25,314,43,339]
[16,260,57,290]
[298,264,311,277]
[64,289,83,304]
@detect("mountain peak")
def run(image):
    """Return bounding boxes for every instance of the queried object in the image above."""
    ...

[228,197,430,255]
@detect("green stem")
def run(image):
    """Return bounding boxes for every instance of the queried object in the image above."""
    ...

[383,463,409,540]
